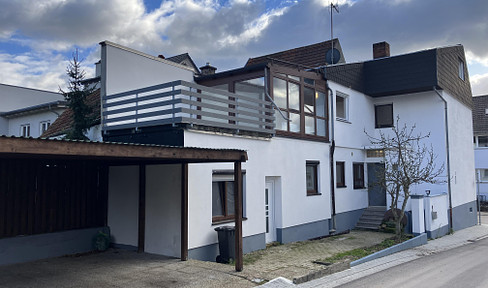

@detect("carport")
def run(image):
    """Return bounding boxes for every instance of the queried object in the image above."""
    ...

[0,136,247,271]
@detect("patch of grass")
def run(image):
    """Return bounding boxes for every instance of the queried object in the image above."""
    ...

[318,237,404,263]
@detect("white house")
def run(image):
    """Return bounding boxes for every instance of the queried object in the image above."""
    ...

[473,95,488,200]
[93,39,476,261]
[0,84,66,138]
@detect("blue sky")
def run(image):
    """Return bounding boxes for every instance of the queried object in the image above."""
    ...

[0,0,487,95]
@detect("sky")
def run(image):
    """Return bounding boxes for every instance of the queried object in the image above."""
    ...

[0,0,487,96]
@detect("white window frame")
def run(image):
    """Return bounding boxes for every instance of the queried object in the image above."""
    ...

[336,91,349,121]
[20,124,30,137]
[478,169,488,182]
[476,135,488,148]
[40,121,51,135]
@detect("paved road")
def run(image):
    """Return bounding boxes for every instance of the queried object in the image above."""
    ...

[338,236,488,288]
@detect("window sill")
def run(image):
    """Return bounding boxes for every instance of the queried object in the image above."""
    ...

[336,118,351,124]
[375,126,393,129]
[212,217,248,226]
[336,185,347,188]
[353,187,366,190]
[307,193,322,197]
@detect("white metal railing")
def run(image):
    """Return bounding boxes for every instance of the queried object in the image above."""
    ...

[102,80,275,135]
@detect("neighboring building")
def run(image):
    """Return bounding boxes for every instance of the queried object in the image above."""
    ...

[90,39,476,261]
[473,95,488,200]
[0,84,66,138]
[41,89,102,141]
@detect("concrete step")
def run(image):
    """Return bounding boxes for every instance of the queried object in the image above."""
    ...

[355,206,387,231]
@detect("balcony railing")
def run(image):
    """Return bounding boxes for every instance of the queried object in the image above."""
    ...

[102,80,275,135]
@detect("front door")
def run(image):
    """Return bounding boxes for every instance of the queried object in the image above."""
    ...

[265,181,276,243]
[367,163,387,206]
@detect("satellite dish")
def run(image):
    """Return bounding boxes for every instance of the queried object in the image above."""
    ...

[326,48,341,65]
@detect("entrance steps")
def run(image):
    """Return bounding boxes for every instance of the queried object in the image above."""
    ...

[355,206,387,230]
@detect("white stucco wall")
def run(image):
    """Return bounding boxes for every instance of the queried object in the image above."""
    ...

[101,42,195,97]
[0,84,63,112]
[145,164,181,257]
[7,109,65,138]
[108,166,139,247]
[443,90,476,207]
[330,83,375,213]
[183,131,331,250]
[328,81,475,214]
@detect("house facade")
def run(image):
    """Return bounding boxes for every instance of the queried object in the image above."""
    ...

[473,95,488,200]
[0,84,66,138]
[94,39,476,261]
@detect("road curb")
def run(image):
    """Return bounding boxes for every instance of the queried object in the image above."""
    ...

[350,233,427,266]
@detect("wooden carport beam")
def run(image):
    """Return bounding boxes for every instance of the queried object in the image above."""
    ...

[181,163,188,261]
[234,161,243,272]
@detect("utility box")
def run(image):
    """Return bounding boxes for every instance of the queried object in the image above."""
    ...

[214,226,235,263]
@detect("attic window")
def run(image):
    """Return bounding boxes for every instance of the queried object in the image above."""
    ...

[458,59,465,81]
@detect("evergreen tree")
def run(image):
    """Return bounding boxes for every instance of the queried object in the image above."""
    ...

[61,49,93,140]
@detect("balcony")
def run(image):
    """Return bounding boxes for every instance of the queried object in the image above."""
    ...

[102,80,275,136]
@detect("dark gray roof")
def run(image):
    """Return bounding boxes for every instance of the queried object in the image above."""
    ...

[166,53,199,73]
[326,45,472,108]
[473,95,488,135]
[1,100,67,118]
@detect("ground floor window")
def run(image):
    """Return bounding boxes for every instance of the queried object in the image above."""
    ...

[212,172,245,223]
[336,161,346,188]
[353,163,365,189]
[306,161,320,196]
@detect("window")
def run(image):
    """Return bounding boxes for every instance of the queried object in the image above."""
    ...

[479,169,488,182]
[375,104,393,128]
[20,124,30,137]
[336,162,345,188]
[212,172,245,222]
[272,72,327,138]
[306,161,319,195]
[336,92,348,120]
[40,121,50,135]
[478,136,488,148]
[353,163,365,189]
[459,59,465,81]
[366,149,385,158]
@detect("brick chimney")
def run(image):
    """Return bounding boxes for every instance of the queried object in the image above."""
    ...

[373,41,390,59]
[199,62,217,75]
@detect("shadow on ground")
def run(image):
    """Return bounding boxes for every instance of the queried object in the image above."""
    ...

[0,230,392,287]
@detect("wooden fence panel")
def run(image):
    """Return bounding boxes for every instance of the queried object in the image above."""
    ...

[0,159,108,239]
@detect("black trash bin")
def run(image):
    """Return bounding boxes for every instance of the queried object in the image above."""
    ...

[214,226,235,263]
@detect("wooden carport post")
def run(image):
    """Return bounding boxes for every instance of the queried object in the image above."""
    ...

[181,163,188,261]
[138,164,146,253]
[234,161,243,272]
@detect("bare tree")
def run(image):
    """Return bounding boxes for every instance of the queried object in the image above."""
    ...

[60,49,93,140]
[366,117,444,238]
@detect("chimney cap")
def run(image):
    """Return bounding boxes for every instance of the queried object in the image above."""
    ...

[199,62,217,75]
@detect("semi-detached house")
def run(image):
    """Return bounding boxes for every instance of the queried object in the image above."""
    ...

[98,39,476,261]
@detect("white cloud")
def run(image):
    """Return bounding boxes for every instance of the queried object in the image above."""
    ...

[471,73,488,96]
[0,0,488,95]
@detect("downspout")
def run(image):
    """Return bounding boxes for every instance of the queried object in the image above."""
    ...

[434,87,453,231]
[325,68,337,233]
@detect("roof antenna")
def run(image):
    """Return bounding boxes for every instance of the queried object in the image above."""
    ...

[330,2,339,64]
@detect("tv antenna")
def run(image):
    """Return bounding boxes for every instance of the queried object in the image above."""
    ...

[330,2,339,64]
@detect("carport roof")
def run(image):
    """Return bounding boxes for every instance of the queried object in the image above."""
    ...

[0,136,248,164]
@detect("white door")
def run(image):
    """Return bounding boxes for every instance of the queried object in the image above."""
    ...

[265,181,276,243]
